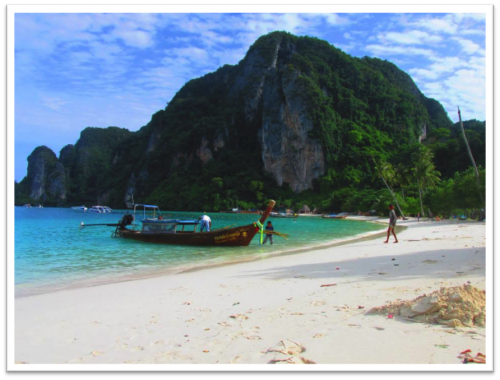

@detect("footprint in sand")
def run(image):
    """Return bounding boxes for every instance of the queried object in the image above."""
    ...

[244,335,262,340]
[229,314,249,320]
[311,300,326,306]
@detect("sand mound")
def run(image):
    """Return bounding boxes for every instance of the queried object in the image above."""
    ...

[368,285,485,328]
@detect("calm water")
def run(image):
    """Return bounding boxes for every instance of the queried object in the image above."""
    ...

[15,207,383,297]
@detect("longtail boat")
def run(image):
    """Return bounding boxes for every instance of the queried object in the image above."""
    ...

[81,200,276,247]
[322,212,348,219]
[270,212,298,218]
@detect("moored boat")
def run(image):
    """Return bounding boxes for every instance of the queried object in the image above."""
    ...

[81,200,277,247]
[270,212,298,218]
[322,212,348,219]
[71,205,88,212]
[88,205,113,213]
[118,201,275,246]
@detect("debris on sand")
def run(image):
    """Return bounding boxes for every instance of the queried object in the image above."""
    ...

[459,349,486,364]
[265,340,316,364]
[368,285,485,328]
[229,314,249,320]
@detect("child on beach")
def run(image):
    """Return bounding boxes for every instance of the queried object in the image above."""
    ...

[384,204,398,243]
[263,221,274,245]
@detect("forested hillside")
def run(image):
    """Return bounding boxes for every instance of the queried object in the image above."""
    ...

[16,32,486,218]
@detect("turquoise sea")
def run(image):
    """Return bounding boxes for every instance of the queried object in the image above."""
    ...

[15,207,384,297]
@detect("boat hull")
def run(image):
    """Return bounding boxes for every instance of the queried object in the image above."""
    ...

[119,224,260,247]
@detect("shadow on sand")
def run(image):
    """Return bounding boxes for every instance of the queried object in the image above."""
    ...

[237,246,485,285]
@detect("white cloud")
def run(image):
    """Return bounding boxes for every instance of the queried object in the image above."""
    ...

[409,68,440,80]
[452,13,486,22]
[380,30,442,45]
[41,96,67,111]
[365,44,435,59]
[168,46,210,62]
[431,56,466,71]
[411,15,458,34]
[452,37,484,55]
[316,13,350,26]
[115,29,154,48]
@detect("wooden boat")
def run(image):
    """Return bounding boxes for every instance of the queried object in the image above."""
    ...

[322,212,348,219]
[270,212,298,218]
[113,200,276,247]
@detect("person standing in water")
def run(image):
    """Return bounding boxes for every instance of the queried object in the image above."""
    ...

[384,204,398,243]
[262,221,274,245]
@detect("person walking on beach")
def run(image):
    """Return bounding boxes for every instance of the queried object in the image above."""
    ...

[417,213,420,223]
[198,214,212,232]
[384,204,398,243]
[262,221,274,245]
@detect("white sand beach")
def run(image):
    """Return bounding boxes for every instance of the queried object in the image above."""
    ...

[14,218,488,368]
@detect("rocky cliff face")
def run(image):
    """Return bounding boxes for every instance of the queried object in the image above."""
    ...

[260,64,324,192]
[25,146,66,203]
[223,33,325,192]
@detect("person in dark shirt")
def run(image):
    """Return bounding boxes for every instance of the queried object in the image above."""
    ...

[263,221,274,245]
[384,204,399,243]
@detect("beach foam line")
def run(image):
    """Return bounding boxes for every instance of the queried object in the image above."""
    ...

[176,224,395,274]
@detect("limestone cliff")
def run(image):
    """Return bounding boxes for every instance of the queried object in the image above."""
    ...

[18,31,457,210]
[24,146,66,203]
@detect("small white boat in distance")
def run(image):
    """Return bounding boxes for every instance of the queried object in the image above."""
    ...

[23,204,32,208]
[88,205,113,213]
[71,205,88,212]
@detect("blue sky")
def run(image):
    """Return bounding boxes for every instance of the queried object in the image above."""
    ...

[14,12,486,181]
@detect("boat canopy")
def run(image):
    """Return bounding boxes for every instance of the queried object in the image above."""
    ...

[141,219,200,225]
[133,204,161,220]
[135,204,160,208]
[140,218,200,233]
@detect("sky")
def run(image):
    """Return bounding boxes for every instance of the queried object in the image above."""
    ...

[14,12,487,181]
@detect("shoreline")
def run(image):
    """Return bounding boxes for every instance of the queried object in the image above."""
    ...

[14,218,487,366]
[15,217,389,299]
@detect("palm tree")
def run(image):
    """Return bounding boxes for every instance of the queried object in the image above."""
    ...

[373,160,405,218]
[395,162,412,201]
[412,147,441,217]
[458,107,485,216]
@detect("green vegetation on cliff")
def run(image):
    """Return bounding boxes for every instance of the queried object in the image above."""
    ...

[16,32,486,217]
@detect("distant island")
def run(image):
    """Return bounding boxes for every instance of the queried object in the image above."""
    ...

[15,31,485,218]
